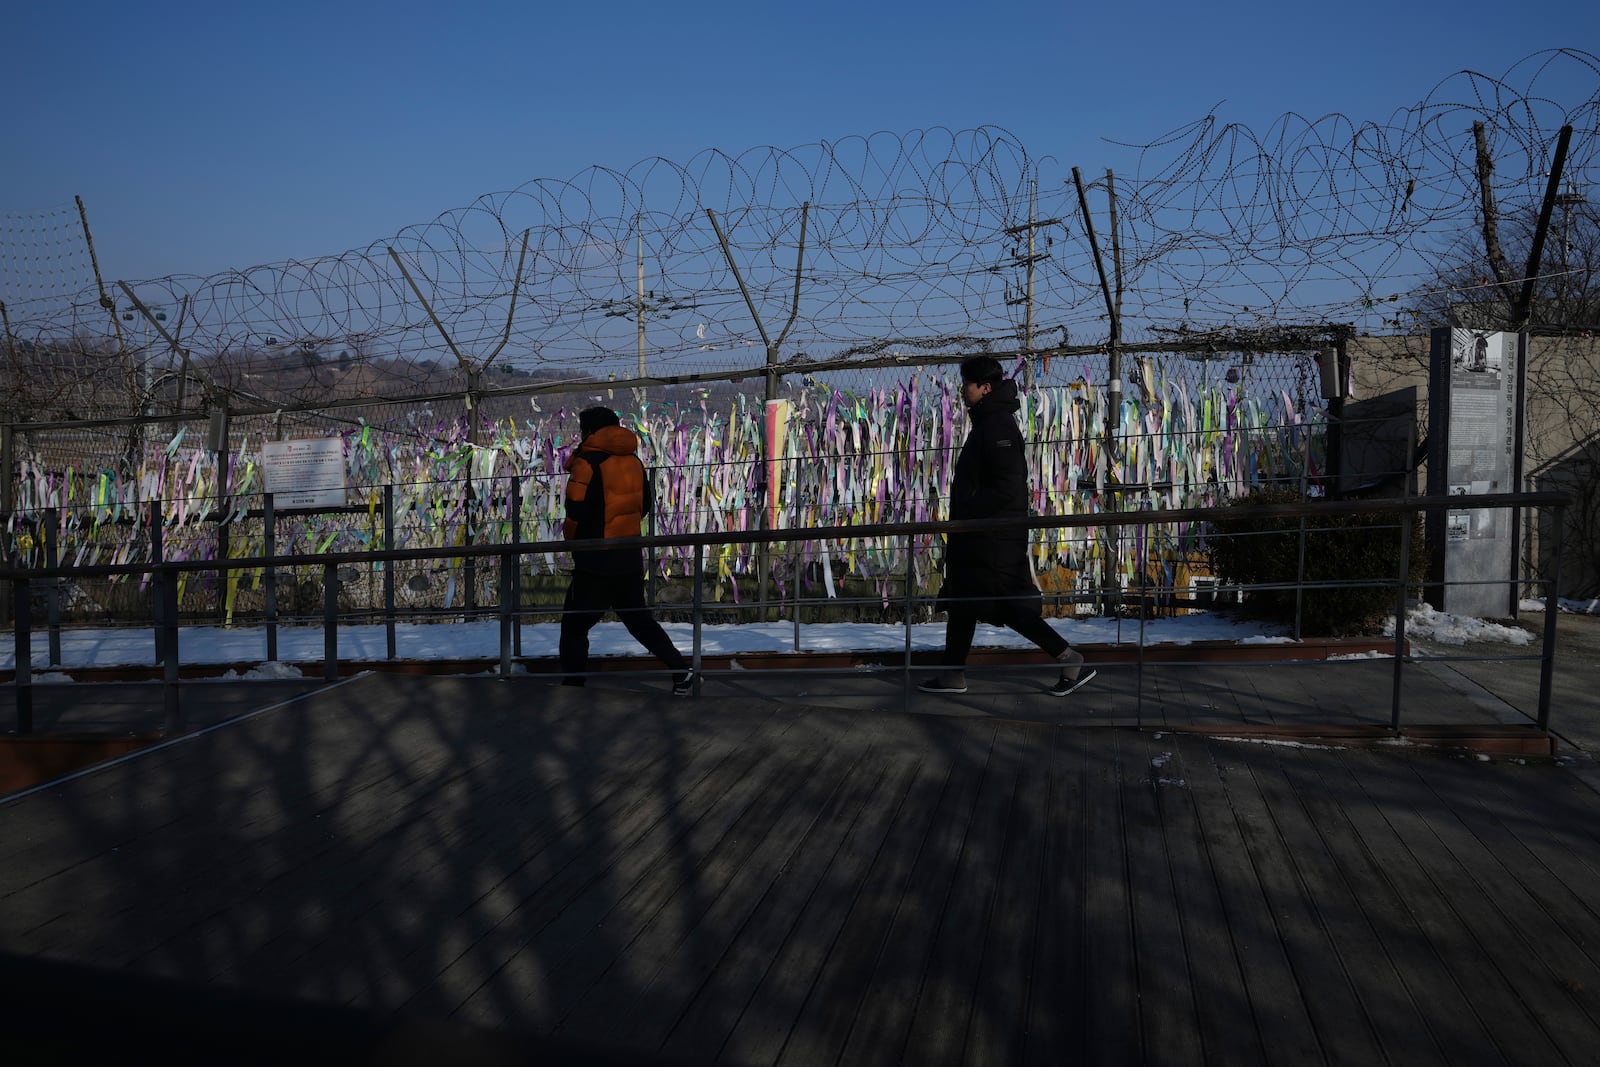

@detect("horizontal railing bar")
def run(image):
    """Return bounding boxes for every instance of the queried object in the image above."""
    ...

[0,492,1570,583]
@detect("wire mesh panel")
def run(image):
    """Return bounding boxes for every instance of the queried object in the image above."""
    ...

[4,350,1328,627]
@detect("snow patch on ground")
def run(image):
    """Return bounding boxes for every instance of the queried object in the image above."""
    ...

[1520,596,1600,615]
[215,661,306,681]
[1214,736,1338,750]
[1388,603,1533,646]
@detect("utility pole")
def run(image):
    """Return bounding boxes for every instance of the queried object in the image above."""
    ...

[636,213,647,379]
[1002,180,1059,388]
[1072,166,1123,614]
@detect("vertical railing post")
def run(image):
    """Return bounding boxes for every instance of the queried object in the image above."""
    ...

[323,562,339,682]
[646,466,657,608]
[464,498,478,616]
[216,520,231,627]
[1389,506,1413,732]
[44,507,61,666]
[903,533,915,703]
[792,540,802,653]
[510,476,523,657]
[499,545,514,678]
[792,486,803,653]
[149,501,166,666]
[1537,502,1564,732]
[161,562,181,733]
[216,515,231,627]
[1137,521,1148,723]
[13,574,32,733]
[383,484,396,660]
[1293,513,1308,643]
[263,493,278,662]
[692,542,704,681]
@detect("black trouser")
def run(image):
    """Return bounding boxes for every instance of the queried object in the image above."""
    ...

[943,599,1070,667]
[559,570,687,681]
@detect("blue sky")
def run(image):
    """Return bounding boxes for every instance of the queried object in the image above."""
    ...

[5,0,1598,285]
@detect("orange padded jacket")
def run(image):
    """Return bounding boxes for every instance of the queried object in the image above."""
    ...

[563,424,653,573]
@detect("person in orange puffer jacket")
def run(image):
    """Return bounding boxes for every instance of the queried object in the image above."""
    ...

[560,406,695,695]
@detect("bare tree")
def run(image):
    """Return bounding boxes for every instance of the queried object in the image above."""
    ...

[1408,199,1600,333]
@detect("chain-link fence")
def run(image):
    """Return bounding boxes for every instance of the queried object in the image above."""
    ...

[4,347,1327,631]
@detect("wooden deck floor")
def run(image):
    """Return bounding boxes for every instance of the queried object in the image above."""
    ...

[4,670,1600,1064]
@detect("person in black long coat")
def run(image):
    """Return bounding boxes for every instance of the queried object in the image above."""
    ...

[920,356,1096,696]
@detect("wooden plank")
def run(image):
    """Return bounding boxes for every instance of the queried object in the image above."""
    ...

[1178,737,1322,1064]
[1217,741,1386,1061]
[750,749,954,1066]
[657,750,924,1062]
[1119,731,1205,1064]
[825,732,994,1064]
[235,710,774,1012]
[898,725,1029,1064]
[444,726,829,1028]
[1150,734,1265,1064]
[553,733,882,1046]
[1369,753,1600,1054]
[1323,747,1565,1063]
[47,686,726,968]
[1079,729,1141,1064]
[4,708,518,961]
[1160,665,1254,729]
[198,711,735,994]
[405,711,824,1019]
[962,739,1049,1067]
[1276,749,1506,1065]
[1216,666,1282,729]
[1246,742,1451,1066]
[1019,728,1088,1067]
[0,675,618,904]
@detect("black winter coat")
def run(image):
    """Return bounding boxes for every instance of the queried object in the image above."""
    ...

[937,379,1041,622]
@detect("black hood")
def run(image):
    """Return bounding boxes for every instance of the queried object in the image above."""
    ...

[969,377,1020,417]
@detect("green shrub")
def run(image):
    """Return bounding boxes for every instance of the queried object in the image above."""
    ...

[1204,487,1429,636]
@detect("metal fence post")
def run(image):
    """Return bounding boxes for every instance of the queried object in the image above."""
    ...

[464,478,478,616]
[499,544,514,678]
[323,562,339,682]
[1137,528,1148,722]
[149,501,166,666]
[13,574,32,733]
[1537,502,1564,732]
[383,484,396,660]
[264,493,278,662]
[646,466,657,608]
[509,476,523,657]
[44,507,62,665]
[903,533,915,702]
[791,539,802,653]
[1293,514,1308,642]
[161,563,181,733]
[692,542,704,684]
[1389,508,1413,732]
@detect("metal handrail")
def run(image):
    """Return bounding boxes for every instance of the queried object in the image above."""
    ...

[5,491,1571,736]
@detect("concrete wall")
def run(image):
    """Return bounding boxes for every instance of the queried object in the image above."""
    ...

[1350,333,1600,600]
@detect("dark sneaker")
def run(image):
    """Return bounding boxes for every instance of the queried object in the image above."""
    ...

[672,669,697,697]
[1049,668,1097,698]
[918,673,968,694]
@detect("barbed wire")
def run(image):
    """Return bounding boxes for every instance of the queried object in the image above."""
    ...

[2,48,1596,417]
